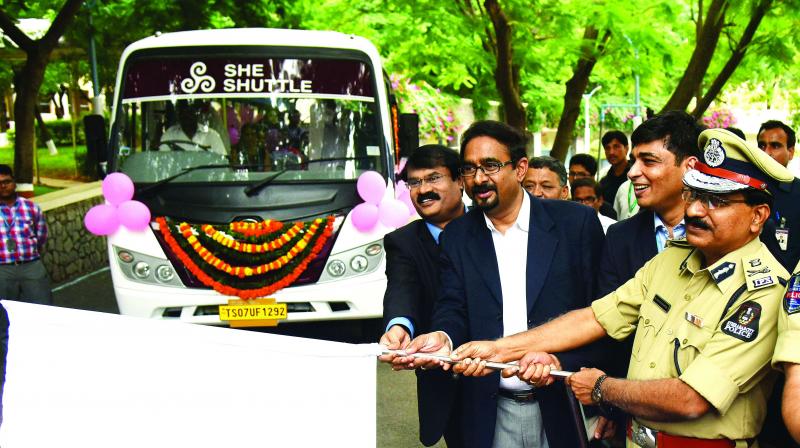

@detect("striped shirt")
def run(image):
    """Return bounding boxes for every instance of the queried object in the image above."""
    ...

[0,197,48,263]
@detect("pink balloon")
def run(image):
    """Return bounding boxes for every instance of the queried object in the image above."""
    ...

[84,204,120,236]
[118,200,152,231]
[378,198,410,228]
[102,173,135,206]
[356,171,386,205]
[397,189,415,216]
[351,203,379,232]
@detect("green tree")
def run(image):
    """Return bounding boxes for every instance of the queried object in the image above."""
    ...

[0,0,84,184]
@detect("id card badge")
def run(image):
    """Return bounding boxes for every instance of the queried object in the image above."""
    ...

[776,228,789,251]
[776,216,789,252]
[5,238,16,253]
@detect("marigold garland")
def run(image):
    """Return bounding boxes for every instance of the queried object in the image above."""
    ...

[157,216,335,299]
[200,222,304,254]
[228,220,283,237]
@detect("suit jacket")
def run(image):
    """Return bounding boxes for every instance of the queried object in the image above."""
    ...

[595,210,659,383]
[382,220,460,447]
[761,178,800,273]
[597,209,658,297]
[431,193,606,448]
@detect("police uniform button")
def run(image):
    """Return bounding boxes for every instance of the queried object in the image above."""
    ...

[682,338,688,345]
[684,294,692,301]
[645,318,650,324]
[649,362,656,368]
[666,329,673,335]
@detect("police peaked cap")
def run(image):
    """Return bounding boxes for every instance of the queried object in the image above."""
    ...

[683,128,794,195]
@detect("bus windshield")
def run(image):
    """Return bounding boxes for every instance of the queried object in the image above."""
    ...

[111,56,385,184]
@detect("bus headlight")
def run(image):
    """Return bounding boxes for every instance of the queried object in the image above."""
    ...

[155,265,175,282]
[133,262,151,279]
[327,260,346,277]
[319,240,383,283]
[117,250,134,263]
[350,255,368,272]
[112,246,184,287]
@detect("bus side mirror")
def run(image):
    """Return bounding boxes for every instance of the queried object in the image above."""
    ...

[83,115,107,179]
[398,113,419,159]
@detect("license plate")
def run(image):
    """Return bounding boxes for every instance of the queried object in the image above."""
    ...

[219,298,287,327]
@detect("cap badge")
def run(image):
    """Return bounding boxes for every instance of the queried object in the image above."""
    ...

[704,138,726,168]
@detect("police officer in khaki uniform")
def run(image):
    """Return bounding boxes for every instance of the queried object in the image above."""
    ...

[773,260,800,443]
[450,128,794,447]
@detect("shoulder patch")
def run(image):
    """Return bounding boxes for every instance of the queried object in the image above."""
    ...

[784,274,800,315]
[710,262,736,283]
[747,272,777,291]
[721,301,761,342]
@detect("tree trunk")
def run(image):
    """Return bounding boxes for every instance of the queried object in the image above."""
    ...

[484,0,527,130]
[13,55,48,183]
[0,90,7,132]
[659,0,729,113]
[550,27,610,162]
[691,0,772,118]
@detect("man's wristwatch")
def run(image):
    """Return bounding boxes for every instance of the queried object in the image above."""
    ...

[591,374,608,404]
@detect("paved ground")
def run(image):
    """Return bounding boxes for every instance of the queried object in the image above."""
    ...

[51,269,440,447]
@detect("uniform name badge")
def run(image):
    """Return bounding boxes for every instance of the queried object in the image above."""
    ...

[5,238,16,253]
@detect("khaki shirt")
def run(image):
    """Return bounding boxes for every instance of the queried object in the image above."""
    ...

[592,237,788,441]
[773,260,800,366]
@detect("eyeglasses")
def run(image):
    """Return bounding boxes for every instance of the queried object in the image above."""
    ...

[568,171,592,179]
[681,188,748,210]
[573,196,597,205]
[407,173,445,189]
[459,161,514,177]
[0,179,13,186]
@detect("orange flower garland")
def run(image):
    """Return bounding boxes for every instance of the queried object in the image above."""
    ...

[229,220,283,237]
[188,220,323,277]
[156,216,335,299]
[200,222,304,254]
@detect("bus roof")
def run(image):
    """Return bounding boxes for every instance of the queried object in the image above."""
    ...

[120,28,382,62]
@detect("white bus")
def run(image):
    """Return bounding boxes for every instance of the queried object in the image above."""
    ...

[88,28,418,327]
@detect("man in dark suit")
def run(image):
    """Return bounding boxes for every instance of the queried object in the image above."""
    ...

[598,111,704,296]
[402,121,606,448]
[593,111,704,441]
[379,144,466,447]
[757,120,800,272]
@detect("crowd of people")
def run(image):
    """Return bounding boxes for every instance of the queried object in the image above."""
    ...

[379,112,800,448]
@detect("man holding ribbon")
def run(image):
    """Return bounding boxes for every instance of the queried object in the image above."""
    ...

[453,129,792,448]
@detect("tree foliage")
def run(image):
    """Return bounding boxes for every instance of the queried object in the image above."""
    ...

[4,0,800,170]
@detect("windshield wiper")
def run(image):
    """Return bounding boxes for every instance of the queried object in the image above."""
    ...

[138,164,234,196]
[243,156,372,197]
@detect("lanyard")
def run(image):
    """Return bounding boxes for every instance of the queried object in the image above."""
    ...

[626,182,637,213]
[0,201,17,234]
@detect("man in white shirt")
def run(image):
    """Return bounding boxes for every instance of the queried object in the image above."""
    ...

[159,100,227,155]
[398,120,606,448]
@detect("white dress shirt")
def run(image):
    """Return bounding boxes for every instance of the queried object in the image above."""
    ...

[598,212,616,234]
[484,191,532,391]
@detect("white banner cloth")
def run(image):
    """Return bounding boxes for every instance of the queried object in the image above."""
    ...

[0,301,378,447]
